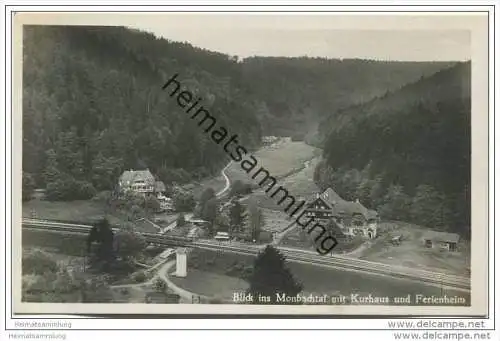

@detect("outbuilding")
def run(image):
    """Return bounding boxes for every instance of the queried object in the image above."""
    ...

[422,231,460,251]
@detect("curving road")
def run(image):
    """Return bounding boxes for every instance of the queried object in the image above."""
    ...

[215,161,233,198]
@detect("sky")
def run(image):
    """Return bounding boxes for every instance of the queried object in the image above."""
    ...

[125,13,473,61]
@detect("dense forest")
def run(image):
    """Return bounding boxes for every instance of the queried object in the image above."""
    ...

[23,25,463,210]
[240,57,452,138]
[316,62,471,237]
[23,25,262,199]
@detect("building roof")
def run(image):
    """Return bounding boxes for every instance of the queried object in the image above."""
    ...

[318,187,344,204]
[422,230,460,243]
[155,181,166,192]
[119,169,155,186]
[134,218,161,233]
[307,187,378,220]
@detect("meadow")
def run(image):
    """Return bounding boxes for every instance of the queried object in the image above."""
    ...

[174,248,470,306]
[357,221,471,276]
[225,139,320,186]
[23,199,108,224]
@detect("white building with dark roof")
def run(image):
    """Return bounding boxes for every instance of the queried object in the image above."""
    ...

[304,187,379,239]
[119,169,156,195]
[118,169,173,211]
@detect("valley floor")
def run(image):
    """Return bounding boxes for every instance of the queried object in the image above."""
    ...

[21,140,470,280]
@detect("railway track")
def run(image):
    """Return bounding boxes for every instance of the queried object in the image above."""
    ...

[22,218,470,291]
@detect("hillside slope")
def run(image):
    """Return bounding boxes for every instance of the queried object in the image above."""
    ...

[316,62,471,236]
[240,57,454,137]
[22,25,462,204]
[23,25,262,197]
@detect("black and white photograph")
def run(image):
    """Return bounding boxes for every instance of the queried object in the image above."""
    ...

[12,12,489,316]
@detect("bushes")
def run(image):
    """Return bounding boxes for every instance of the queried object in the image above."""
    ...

[45,176,97,201]
[22,250,58,275]
[229,180,252,197]
[144,195,161,212]
[92,190,112,202]
[153,278,168,292]
[176,213,187,227]
[115,230,147,261]
[22,172,36,201]
[159,167,191,185]
[224,261,253,279]
[133,271,147,283]
[173,191,196,212]
[78,181,97,199]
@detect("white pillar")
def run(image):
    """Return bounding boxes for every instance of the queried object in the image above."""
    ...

[175,248,187,277]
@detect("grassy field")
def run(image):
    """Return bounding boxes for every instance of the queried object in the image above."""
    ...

[22,229,88,257]
[183,248,470,305]
[23,199,108,223]
[169,269,248,301]
[22,198,178,233]
[247,156,322,211]
[188,173,228,200]
[279,227,366,254]
[225,140,320,185]
[261,209,293,233]
[358,221,471,276]
[279,220,471,275]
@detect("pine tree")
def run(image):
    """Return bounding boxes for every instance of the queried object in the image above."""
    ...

[410,184,451,229]
[214,210,230,233]
[199,187,216,208]
[43,149,60,185]
[247,200,264,242]
[91,153,123,190]
[176,213,186,227]
[229,200,246,234]
[86,218,115,270]
[369,175,386,208]
[378,184,411,221]
[201,198,218,236]
[355,178,375,207]
[247,245,302,304]
[22,172,36,202]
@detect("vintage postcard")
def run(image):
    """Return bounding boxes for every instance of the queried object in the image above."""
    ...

[12,11,489,316]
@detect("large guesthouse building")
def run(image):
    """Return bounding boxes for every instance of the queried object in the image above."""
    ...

[304,188,379,239]
[118,169,173,211]
[118,169,156,195]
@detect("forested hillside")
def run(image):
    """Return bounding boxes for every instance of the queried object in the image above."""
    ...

[23,25,262,199]
[315,62,471,236]
[22,25,459,203]
[240,57,452,137]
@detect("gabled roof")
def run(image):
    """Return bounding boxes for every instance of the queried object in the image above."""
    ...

[119,169,155,186]
[307,187,378,220]
[422,230,460,243]
[134,218,161,233]
[319,187,344,205]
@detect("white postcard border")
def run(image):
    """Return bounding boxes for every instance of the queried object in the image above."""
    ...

[3,4,495,328]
